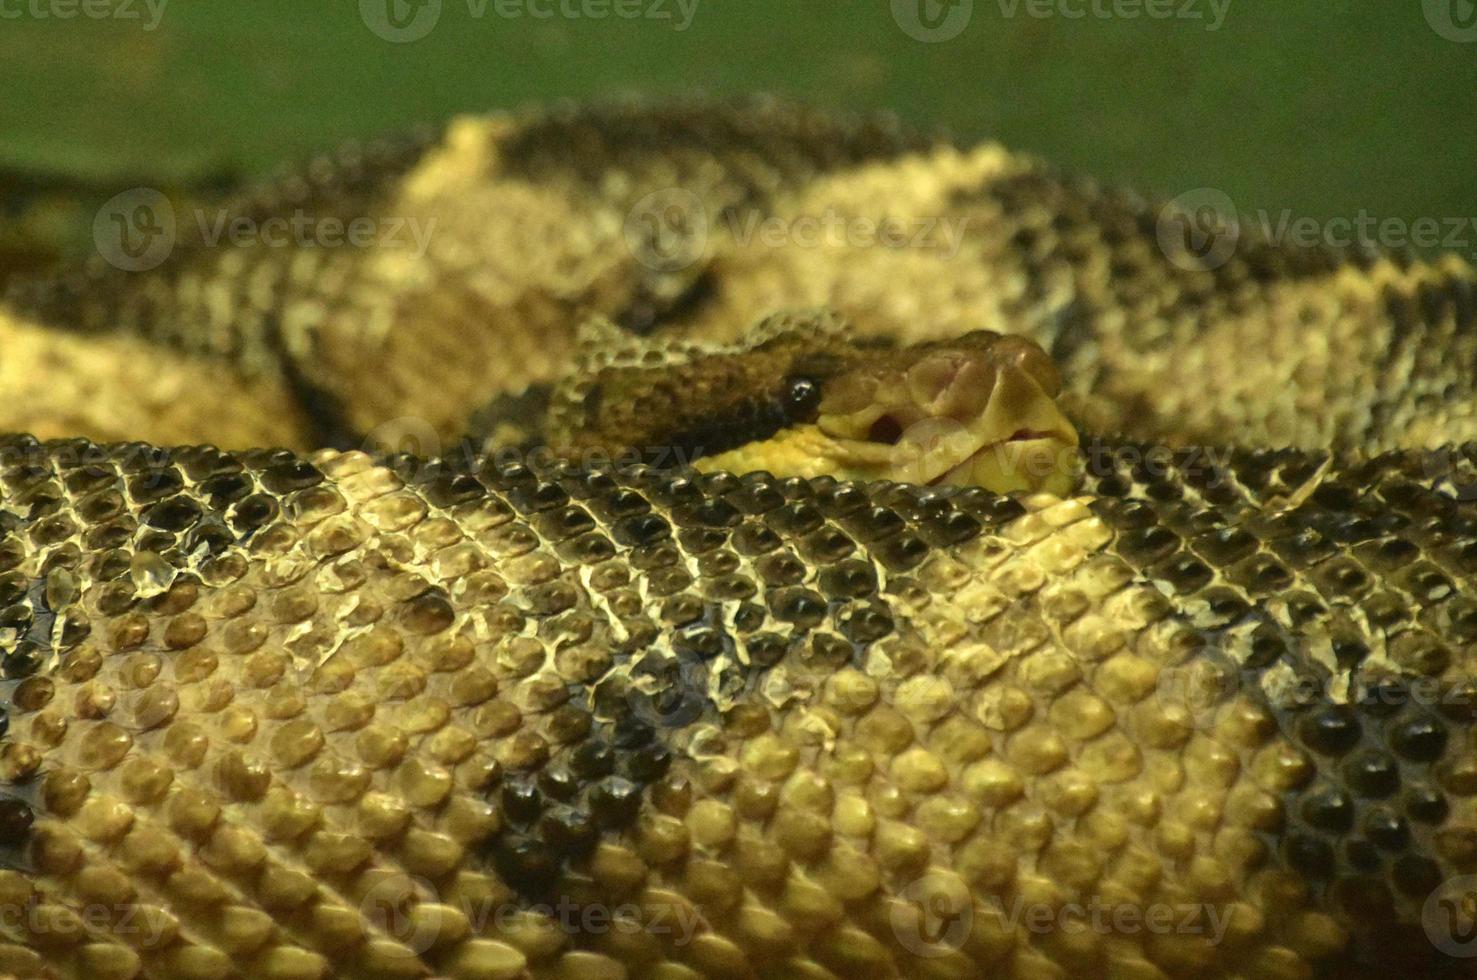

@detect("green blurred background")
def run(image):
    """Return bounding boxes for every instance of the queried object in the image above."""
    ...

[1,0,1473,229]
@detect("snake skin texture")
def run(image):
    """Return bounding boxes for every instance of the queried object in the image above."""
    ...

[0,99,1476,979]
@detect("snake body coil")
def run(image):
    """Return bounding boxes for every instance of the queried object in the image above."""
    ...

[0,99,1474,979]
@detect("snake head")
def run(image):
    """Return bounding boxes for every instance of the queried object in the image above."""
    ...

[541,311,1079,495]
[804,330,1079,494]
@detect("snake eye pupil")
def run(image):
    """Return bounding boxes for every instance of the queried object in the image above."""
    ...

[784,376,822,420]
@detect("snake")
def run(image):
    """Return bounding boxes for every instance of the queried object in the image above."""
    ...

[0,97,1474,979]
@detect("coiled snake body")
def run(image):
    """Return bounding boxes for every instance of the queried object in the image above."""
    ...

[0,99,1474,979]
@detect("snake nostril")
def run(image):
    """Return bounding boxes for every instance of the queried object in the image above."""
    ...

[867,415,905,445]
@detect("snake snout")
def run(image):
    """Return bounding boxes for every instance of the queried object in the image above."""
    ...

[901,334,1062,424]
[988,333,1064,397]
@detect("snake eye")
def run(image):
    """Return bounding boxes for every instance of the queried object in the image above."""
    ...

[783,376,823,421]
